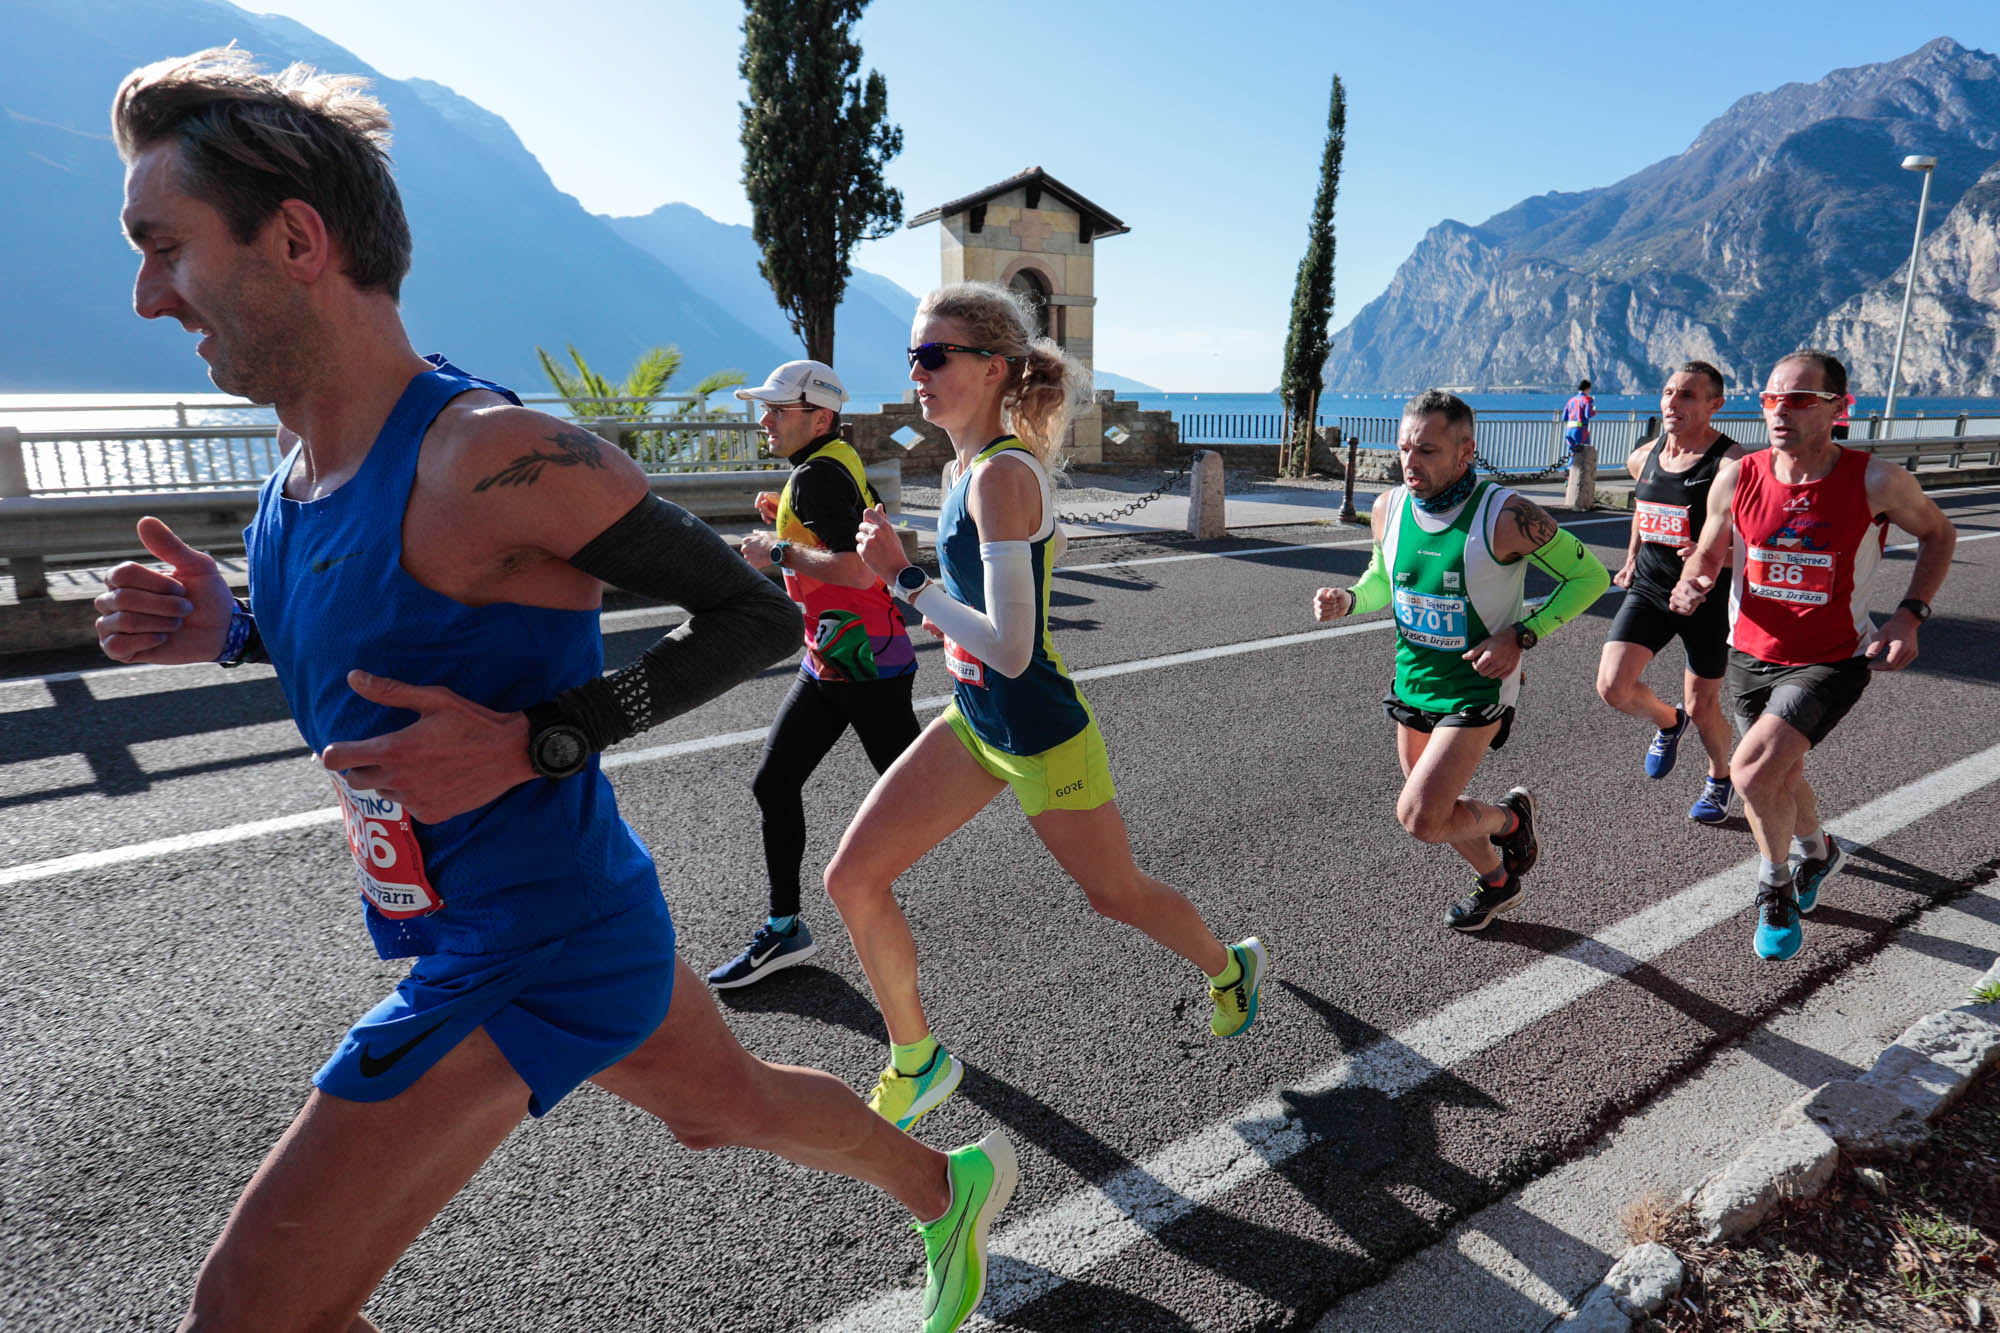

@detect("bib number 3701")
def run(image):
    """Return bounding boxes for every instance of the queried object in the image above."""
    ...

[331,770,443,919]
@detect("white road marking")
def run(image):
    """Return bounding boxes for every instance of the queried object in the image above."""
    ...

[0,515,1638,692]
[814,741,2000,1331]
[1888,529,2000,554]
[0,620,1398,888]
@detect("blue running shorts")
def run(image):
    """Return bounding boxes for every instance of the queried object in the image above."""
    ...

[315,893,676,1117]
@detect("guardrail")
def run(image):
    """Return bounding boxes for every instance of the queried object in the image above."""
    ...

[0,444,900,600]
[0,418,776,496]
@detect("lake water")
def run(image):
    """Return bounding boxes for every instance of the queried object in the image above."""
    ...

[5,389,1998,441]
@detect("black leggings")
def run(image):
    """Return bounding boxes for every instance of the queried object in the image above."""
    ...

[752,672,921,918]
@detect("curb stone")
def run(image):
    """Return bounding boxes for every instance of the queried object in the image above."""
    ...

[1555,957,2000,1330]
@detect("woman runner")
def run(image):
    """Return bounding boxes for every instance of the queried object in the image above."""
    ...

[830,281,1266,1130]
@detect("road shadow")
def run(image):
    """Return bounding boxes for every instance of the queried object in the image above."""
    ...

[0,672,303,805]
[1498,919,1864,1089]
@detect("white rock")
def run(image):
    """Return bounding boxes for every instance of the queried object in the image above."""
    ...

[1857,1008,2000,1121]
[1691,1121,1839,1242]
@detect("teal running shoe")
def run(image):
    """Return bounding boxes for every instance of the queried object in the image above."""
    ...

[867,1046,964,1131]
[1754,883,1803,961]
[917,1130,1018,1333]
[1793,840,1847,915]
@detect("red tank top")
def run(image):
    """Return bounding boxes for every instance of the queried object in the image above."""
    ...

[1728,447,1885,665]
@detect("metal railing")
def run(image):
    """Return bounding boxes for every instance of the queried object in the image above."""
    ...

[0,392,757,428]
[2,417,777,497]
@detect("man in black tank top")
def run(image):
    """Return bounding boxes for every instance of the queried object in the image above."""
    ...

[1596,363,1744,824]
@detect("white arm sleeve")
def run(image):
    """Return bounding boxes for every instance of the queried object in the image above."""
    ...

[911,541,1036,677]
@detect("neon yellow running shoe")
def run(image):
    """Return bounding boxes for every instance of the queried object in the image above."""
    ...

[917,1129,1018,1333]
[1209,937,1267,1038]
[866,1046,964,1131]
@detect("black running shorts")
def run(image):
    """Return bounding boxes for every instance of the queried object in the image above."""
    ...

[1383,693,1515,750]
[1606,587,1730,680]
[1726,650,1871,748]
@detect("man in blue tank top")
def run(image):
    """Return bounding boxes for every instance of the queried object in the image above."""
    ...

[94,48,1013,1333]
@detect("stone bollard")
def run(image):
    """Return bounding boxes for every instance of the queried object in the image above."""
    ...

[1564,442,1598,510]
[1187,449,1225,539]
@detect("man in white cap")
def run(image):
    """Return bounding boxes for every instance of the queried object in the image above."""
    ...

[710,361,922,987]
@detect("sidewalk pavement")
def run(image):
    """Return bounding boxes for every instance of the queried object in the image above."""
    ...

[1310,876,2000,1333]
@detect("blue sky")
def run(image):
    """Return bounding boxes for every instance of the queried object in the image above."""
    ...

[248,0,1995,390]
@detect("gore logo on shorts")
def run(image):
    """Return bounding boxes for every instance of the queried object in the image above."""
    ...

[945,636,986,687]
[1054,779,1084,797]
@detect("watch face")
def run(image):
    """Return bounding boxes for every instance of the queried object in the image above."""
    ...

[896,566,928,594]
[534,725,588,777]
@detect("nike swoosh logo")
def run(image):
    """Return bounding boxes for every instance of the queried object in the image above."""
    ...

[749,942,780,966]
[357,1017,451,1078]
[925,1187,979,1318]
[310,551,364,574]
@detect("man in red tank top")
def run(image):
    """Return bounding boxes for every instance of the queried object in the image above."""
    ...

[1669,351,1955,961]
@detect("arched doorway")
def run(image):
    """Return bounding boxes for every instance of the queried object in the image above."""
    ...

[1009,268,1051,340]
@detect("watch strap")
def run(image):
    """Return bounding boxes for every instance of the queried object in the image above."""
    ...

[1897,598,1931,622]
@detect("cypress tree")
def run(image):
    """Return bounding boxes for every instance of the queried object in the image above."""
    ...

[1279,75,1346,477]
[739,0,904,364]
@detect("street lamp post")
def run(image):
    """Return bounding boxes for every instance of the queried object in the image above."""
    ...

[1882,154,1937,432]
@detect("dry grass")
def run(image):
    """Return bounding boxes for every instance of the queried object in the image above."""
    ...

[1646,1070,2000,1331]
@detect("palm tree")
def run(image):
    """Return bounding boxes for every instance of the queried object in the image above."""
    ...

[535,344,748,467]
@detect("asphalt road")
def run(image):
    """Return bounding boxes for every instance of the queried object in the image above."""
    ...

[5,487,1999,1332]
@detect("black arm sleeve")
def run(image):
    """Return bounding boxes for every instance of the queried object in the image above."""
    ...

[545,495,802,751]
[788,458,867,553]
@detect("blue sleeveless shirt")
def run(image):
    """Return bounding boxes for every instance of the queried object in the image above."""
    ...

[936,437,1089,756]
[245,358,660,959]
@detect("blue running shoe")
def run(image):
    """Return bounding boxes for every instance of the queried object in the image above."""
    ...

[1753,884,1803,961]
[1793,840,1847,915]
[706,919,819,989]
[1688,776,1734,825]
[1645,707,1689,779]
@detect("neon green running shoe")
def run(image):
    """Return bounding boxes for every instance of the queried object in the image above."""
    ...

[1209,937,1267,1038]
[866,1046,964,1131]
[917,1129,1018,1333]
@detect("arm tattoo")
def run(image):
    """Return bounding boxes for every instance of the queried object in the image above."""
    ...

[473,429,608,492]
[1507,496,1559,549]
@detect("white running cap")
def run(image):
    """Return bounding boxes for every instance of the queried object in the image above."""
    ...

[735,360,848,411]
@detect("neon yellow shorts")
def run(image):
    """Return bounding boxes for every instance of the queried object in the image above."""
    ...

[941,700,1117,816]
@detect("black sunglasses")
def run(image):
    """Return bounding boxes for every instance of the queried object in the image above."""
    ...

[906,342,1017,371]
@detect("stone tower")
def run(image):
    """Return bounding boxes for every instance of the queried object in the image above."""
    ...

[907,168,1129,463]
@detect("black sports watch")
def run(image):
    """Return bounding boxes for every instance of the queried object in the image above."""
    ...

[769,540,792,567]
[893,565,931,604]
[523,701,590,780]
[1897,598,1932,622]
[1512,622,1539,651]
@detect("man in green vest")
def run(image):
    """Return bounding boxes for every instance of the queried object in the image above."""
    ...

[712,360,922,987]
[1313,391,1610,932]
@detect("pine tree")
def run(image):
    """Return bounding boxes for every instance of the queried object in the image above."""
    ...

[740,0,903,364]
[1278,76,1346,478]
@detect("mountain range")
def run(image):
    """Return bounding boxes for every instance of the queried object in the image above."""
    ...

[0,0,995,398]
[1325,37,2000,395]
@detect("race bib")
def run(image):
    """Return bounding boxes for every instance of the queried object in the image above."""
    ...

[1636,499,1691,546]
[331,771,443,919]
[1746,545,1834,606]
[944,636,987,688]
[1393,588,1469,650]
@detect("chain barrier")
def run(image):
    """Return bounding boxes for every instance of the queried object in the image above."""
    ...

[1055,459,1194,526]
[1473,447,1575,486]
